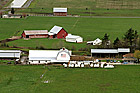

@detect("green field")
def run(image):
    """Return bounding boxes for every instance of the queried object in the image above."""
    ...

[0,16,140,49]
[0,65,140,93]
[17,0,140,16]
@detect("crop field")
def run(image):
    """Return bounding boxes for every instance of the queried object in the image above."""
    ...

[17,0,140,16]
[0,65,139,93]
[0,16,140,49]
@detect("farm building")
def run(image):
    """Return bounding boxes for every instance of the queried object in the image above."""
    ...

[66,34,83,43]
[28,48,72,64]
[0,50,21,61]
[22,30,48,38]
[53,8,67,16]
[91,48,130,58]
[87,38,102,45]
[2,14,22,18]
[49,25,68,39]
[122,53,137,63]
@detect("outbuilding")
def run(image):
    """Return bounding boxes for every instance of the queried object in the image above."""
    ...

[66,34,83,43]
[53,8,67,16]
[49,25,68,39]
[22,30,48,38]
[87,38,102,45]
[91,48,130,58]
[0,50,21,61]
[28,48,72,64]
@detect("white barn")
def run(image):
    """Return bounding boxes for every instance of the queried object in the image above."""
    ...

[53,8,67,16]
[0,50,21,61]
[87,38,102,45]
[11,0,27,8]
[28,48,72,64]
[66,34,83,43]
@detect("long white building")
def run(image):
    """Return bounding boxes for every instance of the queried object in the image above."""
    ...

[28,48,72,64]
[0,50,21,61]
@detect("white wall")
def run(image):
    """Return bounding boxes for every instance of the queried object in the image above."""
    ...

[57,51,70,61]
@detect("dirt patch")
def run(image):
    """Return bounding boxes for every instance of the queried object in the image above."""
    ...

[104,12,115,14]
[99,83,111,87]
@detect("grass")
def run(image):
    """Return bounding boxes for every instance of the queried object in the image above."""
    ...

[0,16,140,49]
[0,65,139,93]
[16,0,140,16]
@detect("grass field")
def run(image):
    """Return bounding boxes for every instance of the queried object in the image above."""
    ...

[0,65,140,93]
[17,0,140,16]
[0,16,140,49]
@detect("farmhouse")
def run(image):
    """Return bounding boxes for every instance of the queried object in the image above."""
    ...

[28,48,72,64]
[66,34,83,43]
[87,38,102,45]
[91,48,130,58]
[22,30,48,38]
[53,8,67,16]
[0,50,21,61]
[49,25,68,39]
[122,53,137,63]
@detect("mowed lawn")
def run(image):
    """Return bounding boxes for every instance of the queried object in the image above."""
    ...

[0,16,139,48]
[18,0,140,16]
[0,65,139,93]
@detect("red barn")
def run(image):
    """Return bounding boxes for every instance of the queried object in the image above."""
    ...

[53,8,67,16]
[22,30,48,38]
[49,26,68,39]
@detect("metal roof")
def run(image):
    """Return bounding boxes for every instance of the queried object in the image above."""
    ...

[91,49,118,53]
[29,49,72,60]
[66,34,82,39]
[91,48,130,53]
[0,50,21,53]
[11,0,27,8]
[53,8,67,12]
[49,26,62,35]
[118,48,130,52]
[24,30,48,35]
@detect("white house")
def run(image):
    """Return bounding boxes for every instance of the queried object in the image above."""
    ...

[0,50,21,61]
[28,48,72,64]
[66,34,83,43]
[87,38,102,45]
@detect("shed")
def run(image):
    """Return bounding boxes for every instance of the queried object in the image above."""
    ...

[91,48,130,58]
[87,38,102,45]
[0,50,21,60]
[28,48,72,64]
[53,8,67,16]
[66,34,83,43]
[22,30,48,38]
[49,25,68,39]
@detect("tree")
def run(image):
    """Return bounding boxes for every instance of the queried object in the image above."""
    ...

[123,28,138,52]
[134,50,140,63]
[11,8,15,14]
[102,33,110,48]
[113,37,121,48]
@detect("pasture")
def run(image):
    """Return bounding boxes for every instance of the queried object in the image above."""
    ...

[17,0,140,16]
[0,65,139,93]
[0,16,140,49]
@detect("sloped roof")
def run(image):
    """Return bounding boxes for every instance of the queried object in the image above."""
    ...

[24,30,48,35]
[53,8,67,12]
[49,26,63,35]
[66,34,82,39]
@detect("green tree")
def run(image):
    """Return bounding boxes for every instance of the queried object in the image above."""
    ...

[102,33,110,48]
[11,8,15,14]
[113,37,121,48]
[134,50,140,63]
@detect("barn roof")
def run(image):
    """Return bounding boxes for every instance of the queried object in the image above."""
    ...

[53,8,67,12]
[91,48,130,54]
[24,30,48,35]
[49,26,63,35]
[66,34,82,39]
